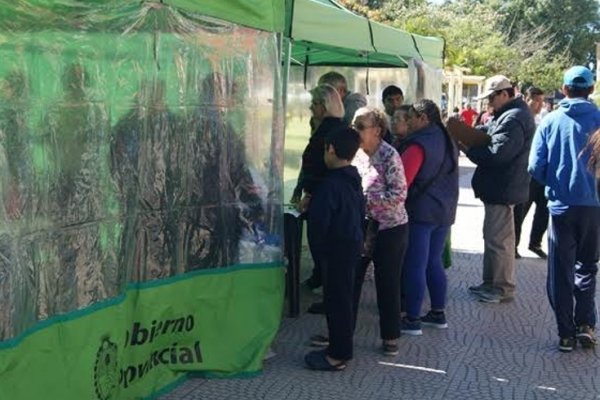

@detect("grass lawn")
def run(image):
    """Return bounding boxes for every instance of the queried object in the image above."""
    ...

[283,116,311,203]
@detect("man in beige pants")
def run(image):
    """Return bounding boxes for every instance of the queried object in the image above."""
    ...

[457,75,536,303]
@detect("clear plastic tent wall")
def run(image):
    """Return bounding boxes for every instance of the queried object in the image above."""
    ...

[0,2,285,399]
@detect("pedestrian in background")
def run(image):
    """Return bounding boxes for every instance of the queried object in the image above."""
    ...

[513,86,549,259]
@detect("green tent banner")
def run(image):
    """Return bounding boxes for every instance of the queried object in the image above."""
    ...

[0,264,285,400]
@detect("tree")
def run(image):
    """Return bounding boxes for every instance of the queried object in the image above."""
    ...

[339,0,581,91]
[495,0,600,65]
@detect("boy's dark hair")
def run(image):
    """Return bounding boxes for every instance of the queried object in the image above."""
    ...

[564,85,593,99]
[325,127,361,161]
[382,85,403,102]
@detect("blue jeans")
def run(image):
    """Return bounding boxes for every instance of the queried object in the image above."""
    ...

[403,222,450,319]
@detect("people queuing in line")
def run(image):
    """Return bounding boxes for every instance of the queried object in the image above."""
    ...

[390,105,412,148]
[297,72,365,301]
[318,71,367,126]
[513,86,549,259]
[291,83,346,299]
[461,75,536,304]
[382,85,405,143]
[395,100,459,336]
[474,100,494,127]
[350,107,408,357]
[304,127,364,371]
[296,66,600,371]
[528,66,600,353]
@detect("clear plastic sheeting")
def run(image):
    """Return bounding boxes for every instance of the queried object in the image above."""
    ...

[407,59,444,107]
[0,2,283,341]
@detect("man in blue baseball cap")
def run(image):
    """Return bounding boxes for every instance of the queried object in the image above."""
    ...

[529,65,600,352]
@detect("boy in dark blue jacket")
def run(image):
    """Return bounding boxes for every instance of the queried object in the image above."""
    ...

[304,127,365,371]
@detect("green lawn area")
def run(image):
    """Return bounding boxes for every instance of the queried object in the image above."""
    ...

[282,115,316,284]
[283,116,311,203]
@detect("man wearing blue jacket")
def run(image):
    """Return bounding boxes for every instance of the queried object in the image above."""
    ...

[528,66,600,352]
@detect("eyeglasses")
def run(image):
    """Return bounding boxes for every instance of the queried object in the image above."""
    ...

[487,90,502,102]
[352,122,374,131]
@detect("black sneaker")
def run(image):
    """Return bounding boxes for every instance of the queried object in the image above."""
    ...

[576,325,597,349]
[468,284,490,294]
[400,317,423,336]
[309,334,329,347]
[558,337,575,352]
[477,290,514,304]
[304,349,346,371]
[303,276,322,290]
[382,340,399,356]
[421,311,448,329]
[528,245,547,259]
[307,301,325,314]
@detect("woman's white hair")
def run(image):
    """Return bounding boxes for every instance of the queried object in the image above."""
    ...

[310,84,345,119]
[353,106,389,137]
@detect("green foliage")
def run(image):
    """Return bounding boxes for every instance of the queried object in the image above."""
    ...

[496,0,600,64]
[338,0,597,92]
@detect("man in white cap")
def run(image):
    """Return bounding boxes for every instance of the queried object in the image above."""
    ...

[528,66,600,352]
[464,75,536,303]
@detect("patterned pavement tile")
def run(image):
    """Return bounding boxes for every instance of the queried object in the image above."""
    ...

[160,159,600,400]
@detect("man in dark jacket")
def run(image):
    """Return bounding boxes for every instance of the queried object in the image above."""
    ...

[464,75,536,303]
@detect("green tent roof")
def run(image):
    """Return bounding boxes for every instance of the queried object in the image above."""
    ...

[0,0,285,32]
[171,0,284,32]
[287,0,445,68]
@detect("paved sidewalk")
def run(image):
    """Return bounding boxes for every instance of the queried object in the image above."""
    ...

[160,158,600,400]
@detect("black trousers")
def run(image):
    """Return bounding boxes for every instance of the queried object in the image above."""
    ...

[547,206,600,338]
[322,240,361,360]
[305,214,324,288]
[514,179,549,248]
[353,224,408,341]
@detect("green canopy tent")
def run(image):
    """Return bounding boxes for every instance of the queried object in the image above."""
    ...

[0,2,287,400]
[285,0,445,68]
